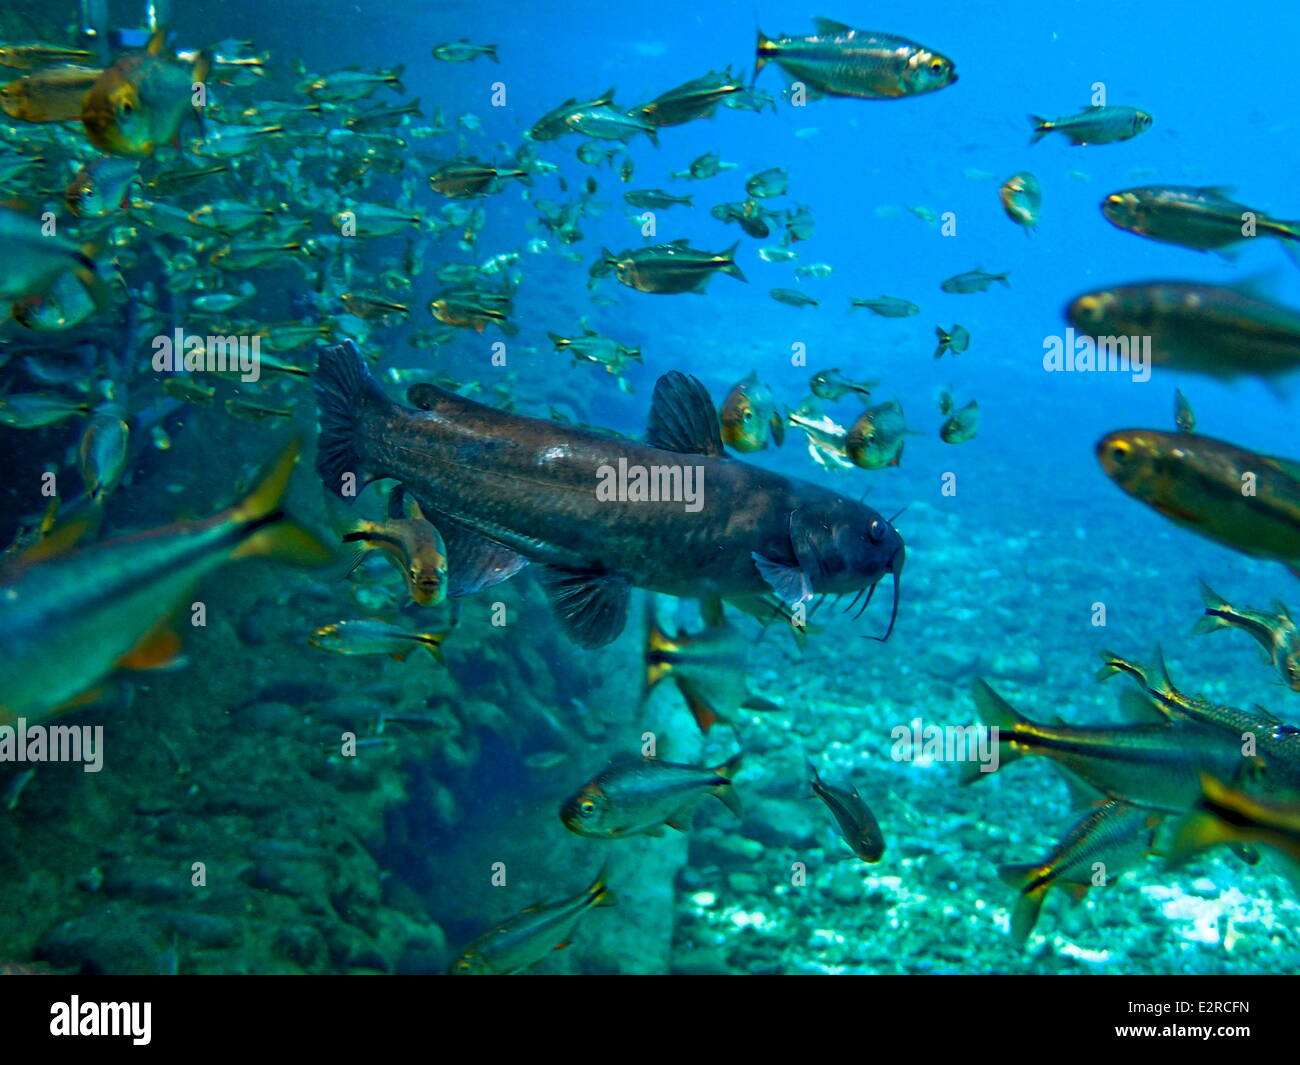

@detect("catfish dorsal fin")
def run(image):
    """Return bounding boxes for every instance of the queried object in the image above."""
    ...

[645,371,724,456]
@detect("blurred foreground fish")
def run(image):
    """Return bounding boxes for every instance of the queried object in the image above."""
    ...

[1,64,102,122]
[1067,281,1300,386]
[450,864,614,975]
[1097,429,1300,574]
[1170,775,1300,868]
[81,28,210,156]
[1028,105,1151,146]
[806,757,885,863]
[755,17,957,100]
[0,205,101,304]
[1101,186,1300,263]
[561,753,743,837]
[0,43,94,69]
[999,800,1161,945]
[0,442,330,724]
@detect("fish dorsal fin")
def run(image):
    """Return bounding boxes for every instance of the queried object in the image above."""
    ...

[1262,454,1300,482]
[813,17,853,34]
[667,238,691,247]
[645,371,724,456]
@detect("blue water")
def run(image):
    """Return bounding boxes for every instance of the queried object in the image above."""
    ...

[1,0,1297,975]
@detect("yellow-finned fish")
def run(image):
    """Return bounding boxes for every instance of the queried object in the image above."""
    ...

[0,442,331,725]
[81,28,211,157]
[450,865,615,974]
[341,500,448,606]
[999,800,1162,945]
[1192,582,1300,692]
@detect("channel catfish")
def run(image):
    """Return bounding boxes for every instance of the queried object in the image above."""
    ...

[313,341,905,648]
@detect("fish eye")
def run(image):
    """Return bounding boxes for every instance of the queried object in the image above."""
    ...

[869,519,885,543]
[1105,194,1124,208]
[580,800,596,817]
[1109,442,1130,463]
[930,59,944,72]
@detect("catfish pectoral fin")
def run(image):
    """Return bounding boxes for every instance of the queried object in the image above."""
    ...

[425,515,528,597]
[751,551,812,608]
[537,565,631,648]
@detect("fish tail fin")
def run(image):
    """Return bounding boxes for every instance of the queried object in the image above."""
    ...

[711,751,744,816]
[754,28,770,80]
[998,272,1011,288]
[644,598,675,693]
[313,339,392,501]
[1192,579,1232,634]
[228,441,334,565]
[587,862,617,907]
[997,864,1048,945]
[1169,806,1238,867]
[803,755,823,796]
[486,44,500,63]
[1094,649,1146,686]
[720,240,747,283]
[418,632,448,663]
[962,679,1025,781]
[1027,115,1051,146]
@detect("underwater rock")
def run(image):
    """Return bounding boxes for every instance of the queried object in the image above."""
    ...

[988,647,1045,684]
[741,797,820,849]
[919,645,981,682]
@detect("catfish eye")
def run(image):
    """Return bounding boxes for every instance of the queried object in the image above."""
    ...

[869,519,885,543]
